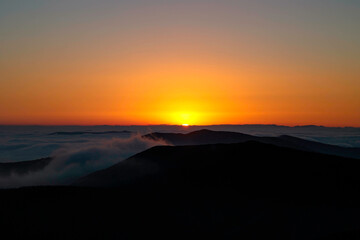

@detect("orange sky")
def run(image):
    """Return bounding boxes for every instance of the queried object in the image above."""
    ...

[1,1,359,126]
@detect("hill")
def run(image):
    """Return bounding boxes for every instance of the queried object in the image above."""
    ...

[75,141,360,196]
[2,142,360,239]
[143,129,360,159]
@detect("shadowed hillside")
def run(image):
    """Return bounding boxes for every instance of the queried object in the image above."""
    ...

[74,141,360,196]
[2,142,360,239]
[143,129,360,159]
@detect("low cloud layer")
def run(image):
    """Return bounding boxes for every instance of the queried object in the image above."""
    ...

[1,124,360,188]
[0,135,169,188]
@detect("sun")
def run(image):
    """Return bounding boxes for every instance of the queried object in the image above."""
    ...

[167,111,201,126]
[178,113,192,126]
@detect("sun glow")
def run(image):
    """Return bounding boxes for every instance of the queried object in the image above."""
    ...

[172,112,198,126]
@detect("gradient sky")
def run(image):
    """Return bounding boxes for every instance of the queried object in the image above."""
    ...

[1,0,359,126]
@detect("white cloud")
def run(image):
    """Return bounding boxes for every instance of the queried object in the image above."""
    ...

[0,135,169,188]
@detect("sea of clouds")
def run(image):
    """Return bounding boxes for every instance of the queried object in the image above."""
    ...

[0,125,359,188]
[0,134,168,187]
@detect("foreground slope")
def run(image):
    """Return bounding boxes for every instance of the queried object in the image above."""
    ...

[2,142,360,239]
[75,141,360,196]
[143,129,360,159]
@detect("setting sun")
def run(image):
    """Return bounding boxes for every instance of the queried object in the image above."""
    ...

[171,111,201,126]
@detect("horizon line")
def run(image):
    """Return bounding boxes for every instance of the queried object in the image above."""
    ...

[0,124,359,128]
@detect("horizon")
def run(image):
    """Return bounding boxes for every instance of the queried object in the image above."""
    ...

[1,123,360,128]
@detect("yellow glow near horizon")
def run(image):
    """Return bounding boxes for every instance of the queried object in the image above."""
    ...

[167,111,200,126]
[173,112,200,126]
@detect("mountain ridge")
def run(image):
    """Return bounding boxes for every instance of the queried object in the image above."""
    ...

[74,140,360,196]
[142,129,360,159]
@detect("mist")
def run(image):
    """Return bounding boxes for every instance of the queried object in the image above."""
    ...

[0,135,169,188]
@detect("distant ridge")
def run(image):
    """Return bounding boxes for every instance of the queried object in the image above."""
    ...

[49,130,132,135]
[143,129,360,159]
[0,157,52,177]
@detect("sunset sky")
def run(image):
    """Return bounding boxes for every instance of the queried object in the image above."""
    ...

[1,0,359,126]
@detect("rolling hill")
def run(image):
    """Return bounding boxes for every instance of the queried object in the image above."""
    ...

[75,141,360,196]
[2,142,360,239]
[143,129,360,159]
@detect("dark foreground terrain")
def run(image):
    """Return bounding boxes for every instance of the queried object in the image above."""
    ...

[1,142,360,239]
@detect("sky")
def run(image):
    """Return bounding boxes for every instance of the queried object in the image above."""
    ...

[0,0,359,126]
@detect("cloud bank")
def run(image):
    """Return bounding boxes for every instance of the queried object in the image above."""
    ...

[0,135,169,188]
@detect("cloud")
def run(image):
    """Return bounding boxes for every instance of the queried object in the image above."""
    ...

[0,135,169,188]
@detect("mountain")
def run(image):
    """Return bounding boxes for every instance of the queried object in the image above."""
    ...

[74,141,360,196]
[142,129,360,159]
[2,143,360,239]
[143,129,256,145]
[72,142,360,238]
[0,157,52,177]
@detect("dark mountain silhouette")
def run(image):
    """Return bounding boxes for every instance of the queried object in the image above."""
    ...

[143,129,255,145]
[0,157,52,177]
[143,129,360,159]
[74,141,360,194]
[2,142,360,239]
[73,142,360,238]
